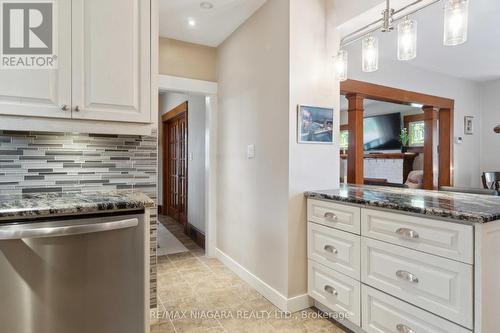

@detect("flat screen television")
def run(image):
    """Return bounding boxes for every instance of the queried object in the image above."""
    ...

[364,113,402,151]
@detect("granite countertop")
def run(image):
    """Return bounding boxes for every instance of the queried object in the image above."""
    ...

[305,184,500,224]
[0,190,155,221]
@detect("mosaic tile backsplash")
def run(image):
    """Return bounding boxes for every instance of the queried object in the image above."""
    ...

[0,130,158,309]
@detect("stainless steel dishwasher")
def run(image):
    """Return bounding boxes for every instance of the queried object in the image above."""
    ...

[0,212,148,333]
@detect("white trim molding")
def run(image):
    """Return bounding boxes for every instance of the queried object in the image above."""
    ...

[159,75,218,95]
[215,248,312,313]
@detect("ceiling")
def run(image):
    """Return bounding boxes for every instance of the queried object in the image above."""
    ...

[159,0,267,47]
[345,0,500,82]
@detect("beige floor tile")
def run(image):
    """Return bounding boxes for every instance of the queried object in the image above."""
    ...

[155,215,349,333]
[172,318,222,333]
[151,320,176,333]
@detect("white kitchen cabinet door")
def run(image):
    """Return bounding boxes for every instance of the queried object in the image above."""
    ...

[0,1,71,119]
[71,0,151,123]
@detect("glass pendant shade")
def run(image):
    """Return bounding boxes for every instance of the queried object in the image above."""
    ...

[444,0,469,46]
[397,18,417,60]
[333,50,348,81]
[362,35,379,72]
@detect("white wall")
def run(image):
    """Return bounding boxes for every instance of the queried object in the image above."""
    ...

[346,46,482,187]
[480,79,500,173]
[288,0,339,297]
[216,0,291,296]
[159,92,206,233]
[216,0,339,304]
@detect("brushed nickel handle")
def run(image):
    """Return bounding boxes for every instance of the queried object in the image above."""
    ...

[324,212,338,221]
[396,270,419,283]
[74,105,80,112]
[324,285,338,296]
[0,218,138,240]
[396,323,415,333]
[61,104,69,111]
[395,228,419,239]
[324,245,338,254]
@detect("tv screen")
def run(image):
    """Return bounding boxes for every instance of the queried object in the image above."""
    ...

[364,113,402,151]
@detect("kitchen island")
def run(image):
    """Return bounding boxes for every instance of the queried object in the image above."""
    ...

[305,184,500,333]
[0,190,154,333]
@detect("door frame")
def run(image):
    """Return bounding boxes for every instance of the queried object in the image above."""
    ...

[161,102,188,225]
[340,79,454,189]
[158,75,218,256]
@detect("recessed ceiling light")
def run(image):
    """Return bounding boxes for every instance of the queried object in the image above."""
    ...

[200,1,214,10]
[188,18,196,27]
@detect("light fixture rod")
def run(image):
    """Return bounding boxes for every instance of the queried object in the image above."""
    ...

[340,0,441,48]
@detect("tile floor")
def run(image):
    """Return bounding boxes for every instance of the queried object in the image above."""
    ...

[151,215,349,333]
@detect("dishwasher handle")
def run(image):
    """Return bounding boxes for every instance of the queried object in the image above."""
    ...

[0,218,139,240]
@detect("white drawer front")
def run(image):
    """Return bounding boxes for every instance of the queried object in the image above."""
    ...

[307,199,361,234]
[362,285,471,333]
[308,260,361,326]
[308,222,360,280]
[361,237,473,329]
[361,208,473,264]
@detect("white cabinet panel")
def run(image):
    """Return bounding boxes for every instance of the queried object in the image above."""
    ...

[361,208,473,264]
[362,285,471,333]
[71,0,150,123]
[361,237,473,329]
[308,222,360,280]
[307,199,360,234]
[0,1,71,119]
[308,260,360,326]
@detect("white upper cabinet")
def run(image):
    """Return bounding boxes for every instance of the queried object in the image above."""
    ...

[0,0,71,118]
[71,0,151,123]
[0,0,151,124]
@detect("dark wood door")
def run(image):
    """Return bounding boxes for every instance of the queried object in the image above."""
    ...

[163,102,188,227]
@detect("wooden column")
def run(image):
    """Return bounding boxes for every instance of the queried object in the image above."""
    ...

[423,106,438,190]
[439,107,454,187]
[347,94,364,184]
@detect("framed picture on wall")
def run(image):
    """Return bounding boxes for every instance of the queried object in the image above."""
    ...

[464,116,474,135]
[297,105,334,144]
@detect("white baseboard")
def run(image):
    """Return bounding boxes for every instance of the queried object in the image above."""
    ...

[215,248,312,313]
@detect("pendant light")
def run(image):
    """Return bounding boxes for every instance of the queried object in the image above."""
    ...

[362,35,379,72]
[333,50,348,81]
[443,0,469,46]
[397,17,417,61]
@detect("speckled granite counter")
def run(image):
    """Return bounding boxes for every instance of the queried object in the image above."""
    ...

[305,184,500,223]
[0,190,155,221]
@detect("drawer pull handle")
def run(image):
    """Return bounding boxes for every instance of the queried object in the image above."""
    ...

[324,212,338,221]
[396,270,419,283]
[395,228,419,239]
[324,285,338,296]
[324,245,338,254]
[396,324,415,333]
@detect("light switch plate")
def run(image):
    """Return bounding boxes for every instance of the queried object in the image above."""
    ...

[189,153,193,161]
[455,136,463,144]
[247,144,255,159]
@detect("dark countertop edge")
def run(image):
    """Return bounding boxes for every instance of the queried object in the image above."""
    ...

[0,190,155,221]
[0,206,150,222]
[305,191,490,224]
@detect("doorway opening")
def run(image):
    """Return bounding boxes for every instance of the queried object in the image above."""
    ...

[157,75,217,257]
[340,79,454,190]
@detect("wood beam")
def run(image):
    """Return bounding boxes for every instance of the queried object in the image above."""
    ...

[423,106,439,190]
[347,94,364,184]
[341,79,454,109]
[439,107,454,187]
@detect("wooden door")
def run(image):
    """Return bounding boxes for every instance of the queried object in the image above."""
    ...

[0,1,71,118]
[163,102,188,226]
[71,0,151,123]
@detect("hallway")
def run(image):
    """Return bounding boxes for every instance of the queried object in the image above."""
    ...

[152,215,348,333]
